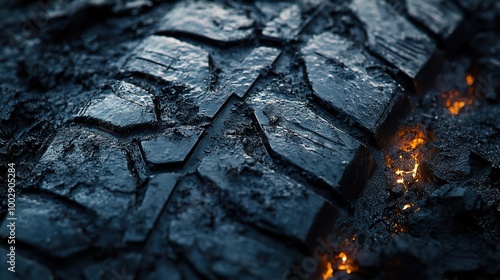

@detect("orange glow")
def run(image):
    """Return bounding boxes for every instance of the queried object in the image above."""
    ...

[403,203,413,210]
[408,137,425,151]
[393,155,419,188]
[388,126,427,189]
[322,261,333,280]
[398,127,427,152]
[466,73,474,86]
[336,252,356,274]
[339,252,347,262]
[442,73,477,115]
[322,252,357,278]
[442,90,471,115]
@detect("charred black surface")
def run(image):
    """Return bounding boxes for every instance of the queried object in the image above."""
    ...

[0,1,499,280]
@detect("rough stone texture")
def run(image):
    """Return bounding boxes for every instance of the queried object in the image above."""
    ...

[140,127,204,167]
[350,0,438,89]
[250,92,373,200]
[0,248,53,279]
[406,0,464,47]
[34,127,137,218]
[302,32,405,140]
[158,1,254,45]
[125,173,178,242]
[0,197,90,259]
[77,81,155,132]
[262,4,303,40]
[221,47,281,98]
[198,151,337,246]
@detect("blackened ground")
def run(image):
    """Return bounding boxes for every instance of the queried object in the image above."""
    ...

[339,12,500,280]
[0,1,499,280]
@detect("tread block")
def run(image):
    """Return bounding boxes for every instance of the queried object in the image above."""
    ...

[249,93,373,201]
[77,81,156,132]
[197,151,337,247]
[302,32,404,141]
[122,35,209,95]
[169,221,297,280]
[350,0,438,88]
[157,1,254,45]
[406,0,464,47]
[125,173,178,242]
[34,128,137,218]
[222,47,281,98]
[0,197,90,258]
[262,4,304,40]
[123,35,232,118]
[140,126,204,167]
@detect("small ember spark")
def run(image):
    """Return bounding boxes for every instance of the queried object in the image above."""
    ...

[322,261,333,280]
[336,252,355,274]
[386,126,432,234]
[388,126,427,189]
[322,252,357,279]
[466,73,474,86]
[441,73,476,115]
[403,203,412,210]
[340,252,347,262]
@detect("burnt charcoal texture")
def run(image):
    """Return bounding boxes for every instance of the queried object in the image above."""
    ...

[33,128,137,219]
[350,0,440,91]
[1,0,499,279]
[157,1,254,45]
[221,47,281,98]
[76,81,156,132]
[140,127,204,167]
[124,173,178,243]
[121,36,219,117]
[198,151,338,247]
[429,184,481,215]
[302,32,406,142]
[406,0,465,48]
[262,4,303,40]
[165,176,302,280]
[250,92,373,201]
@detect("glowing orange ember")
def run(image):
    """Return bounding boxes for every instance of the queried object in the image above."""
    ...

[336,252,355,274]
[322,252,357,278]
[393,155,419,188]
[340,252,347,262]
[403,203,413,210]
[466,73,474,86]
[444,93,467,115]
[398,127,427,152]
[441,73,477,115]
[322,261,334,280]
[388,126,428,189]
